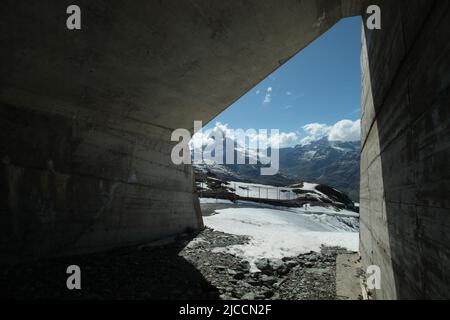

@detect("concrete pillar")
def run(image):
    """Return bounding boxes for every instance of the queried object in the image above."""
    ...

[0,102,202,263]
[360,0,450,299]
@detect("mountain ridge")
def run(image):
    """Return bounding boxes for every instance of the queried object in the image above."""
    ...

[193,138,360,201]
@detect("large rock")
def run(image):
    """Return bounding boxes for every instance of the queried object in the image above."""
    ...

[254,258,287,275]
[241,292,256,300]
[260,275,277,286]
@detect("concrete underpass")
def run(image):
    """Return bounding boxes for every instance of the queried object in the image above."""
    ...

[0,0,449,300]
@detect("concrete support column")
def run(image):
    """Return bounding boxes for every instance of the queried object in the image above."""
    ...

[0,103,202,263]
[360,0,450,299]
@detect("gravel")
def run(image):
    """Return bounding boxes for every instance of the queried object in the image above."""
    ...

[180,228,353,300]
[0,227,352,300]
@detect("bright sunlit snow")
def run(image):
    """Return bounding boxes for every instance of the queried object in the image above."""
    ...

[227,181,327,201]
[204,207,359,271]
[199,198,234,204]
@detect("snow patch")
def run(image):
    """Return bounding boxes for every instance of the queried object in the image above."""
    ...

[199,198,234,204]
[204,208,359,271]
[186,237,209,248]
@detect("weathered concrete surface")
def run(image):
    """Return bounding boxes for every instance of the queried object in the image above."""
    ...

[0,0,360,263]
[336,253,362,300]
[360,0,450,299]
[1,0,449,301]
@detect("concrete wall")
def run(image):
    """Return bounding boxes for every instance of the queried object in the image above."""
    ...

[0,103,202,262]
[0,0,357,262]
[360,0,450,299]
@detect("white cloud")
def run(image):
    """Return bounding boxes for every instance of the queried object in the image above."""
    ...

[190,122,299,151]
[249,130,299,148]
[189,119,360,152]
[286,91,292,96]
[328,119,360,142]
[269,132,299,148]
[300,123,331,145]
[300,119,360,145]
[190,129,214,149]
[263,87,273,104]
[302,123,331,137]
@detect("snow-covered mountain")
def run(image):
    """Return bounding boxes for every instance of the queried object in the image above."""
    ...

[279,138,360,201]
[193,138,360,201]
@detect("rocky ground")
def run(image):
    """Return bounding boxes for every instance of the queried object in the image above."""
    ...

[181,228,353,300]
[0,227,352,300]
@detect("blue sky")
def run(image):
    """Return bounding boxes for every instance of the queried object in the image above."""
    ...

[200,17,362,148]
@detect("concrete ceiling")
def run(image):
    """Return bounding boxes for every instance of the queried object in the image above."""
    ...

[1,0,363,133]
